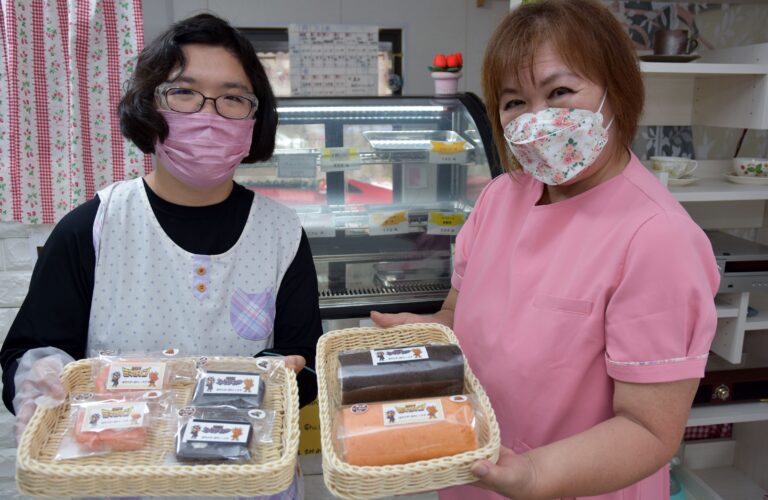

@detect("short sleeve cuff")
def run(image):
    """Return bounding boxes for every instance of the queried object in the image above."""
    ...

[451,271,463,291]
[606,353,709,383]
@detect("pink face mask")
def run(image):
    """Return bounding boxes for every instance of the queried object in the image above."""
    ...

[154,110,255,189]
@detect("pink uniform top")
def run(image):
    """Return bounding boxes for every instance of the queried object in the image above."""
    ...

[442,152,719,500]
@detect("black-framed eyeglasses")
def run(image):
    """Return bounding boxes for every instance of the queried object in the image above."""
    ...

[155,83,258,120]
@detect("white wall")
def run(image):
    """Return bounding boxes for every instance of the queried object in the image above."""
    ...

[144,0,510,97]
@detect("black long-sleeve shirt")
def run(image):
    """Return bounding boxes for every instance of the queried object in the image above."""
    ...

[0,180,322,410]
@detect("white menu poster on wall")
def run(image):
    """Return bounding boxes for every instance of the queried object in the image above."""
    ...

[288,24,378,96]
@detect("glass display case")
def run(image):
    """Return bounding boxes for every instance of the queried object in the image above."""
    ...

[234,94,502,318]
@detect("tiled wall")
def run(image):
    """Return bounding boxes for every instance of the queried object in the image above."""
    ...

[0,223,52,344]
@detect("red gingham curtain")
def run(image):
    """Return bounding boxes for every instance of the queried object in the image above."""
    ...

[0,0,152,224]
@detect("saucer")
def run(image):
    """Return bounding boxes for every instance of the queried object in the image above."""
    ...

[724,173,768,185]
[667,176,699,186]
[639,54,701,63]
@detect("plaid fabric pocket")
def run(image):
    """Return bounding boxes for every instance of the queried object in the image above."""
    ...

[230,287,276,341]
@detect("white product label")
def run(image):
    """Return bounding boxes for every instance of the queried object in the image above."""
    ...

[428,151,468,164]
[370,346,429,365]
[319,158,362,173]
[323,147,358,160]
[181,419,251,444]
[80,402,148,432]
[106,362,166,390]
[382,399,444,426]
[320,147,361,172]
[299,213,336,238]
[426,212,466,236]
[369,211,409,236]
[201,371,260,396]
[277,153,317,178]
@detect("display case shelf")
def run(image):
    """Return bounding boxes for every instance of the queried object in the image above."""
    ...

[245,94,499,319]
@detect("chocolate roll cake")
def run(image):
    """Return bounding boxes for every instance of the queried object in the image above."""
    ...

[338,343,465,404]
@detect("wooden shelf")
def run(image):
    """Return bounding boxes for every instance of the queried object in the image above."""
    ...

[688,402,768,427]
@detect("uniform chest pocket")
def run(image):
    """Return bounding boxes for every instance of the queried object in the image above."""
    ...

[230,287,276,341]
[532,293,593,316]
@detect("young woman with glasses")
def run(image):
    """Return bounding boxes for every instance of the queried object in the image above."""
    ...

[1,14,323,462]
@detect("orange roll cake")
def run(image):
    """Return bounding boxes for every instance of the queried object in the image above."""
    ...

[335,395,478,466]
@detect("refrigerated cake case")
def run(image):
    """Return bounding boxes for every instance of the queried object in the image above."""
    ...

[234,94,502,318]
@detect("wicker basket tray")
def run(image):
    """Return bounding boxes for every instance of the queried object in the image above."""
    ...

[17,357,299,497]
[317,323,501,499]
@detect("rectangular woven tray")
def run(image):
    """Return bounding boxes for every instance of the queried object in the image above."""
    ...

[317,323,501,499]
[16,357,299,497]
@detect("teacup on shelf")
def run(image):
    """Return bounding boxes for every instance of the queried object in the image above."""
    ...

[732,157,768,177]
[650,156,697,179]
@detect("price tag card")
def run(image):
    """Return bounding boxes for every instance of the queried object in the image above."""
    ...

[278,153,317,178]
[369,211,409,236]
[427,212,466,236]
[299,213,336,238]
[429,151,468,164]
[320,147,362,173]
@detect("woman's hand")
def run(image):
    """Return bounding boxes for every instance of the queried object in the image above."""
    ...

[13,351,71,444]
[282,355,306,373]
[370,310,433,327]
[471,446,538,499]
[370,288,459,328]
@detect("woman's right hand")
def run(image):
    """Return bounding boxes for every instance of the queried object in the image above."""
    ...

[370,310,432,327]
[370,310,453,328]
[371,288,458,329]
[13,348,72,444]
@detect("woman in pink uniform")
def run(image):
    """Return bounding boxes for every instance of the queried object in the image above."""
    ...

[373,0,720,498]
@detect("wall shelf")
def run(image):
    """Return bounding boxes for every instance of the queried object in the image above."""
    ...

[715,300,740,319]
[668,177,768,203]
[639,42,768,128]
[688,402,768,427]
[640,61,767,76]
[642,42,768,498]
[679,466,767,500]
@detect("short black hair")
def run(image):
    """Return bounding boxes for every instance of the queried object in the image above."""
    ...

[119,13,277,163]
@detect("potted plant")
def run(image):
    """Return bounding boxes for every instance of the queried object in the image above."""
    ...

[429,52,463,95]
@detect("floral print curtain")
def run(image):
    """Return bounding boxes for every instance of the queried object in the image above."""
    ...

[0,0,151,224]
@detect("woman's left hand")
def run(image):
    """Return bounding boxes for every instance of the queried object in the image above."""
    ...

[471,446,538,499]
[282,355,306,373]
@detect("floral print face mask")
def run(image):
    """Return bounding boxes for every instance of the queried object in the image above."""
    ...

[503,92,613,185]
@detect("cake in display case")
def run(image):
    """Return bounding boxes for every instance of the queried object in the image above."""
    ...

[235,94,502,318]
